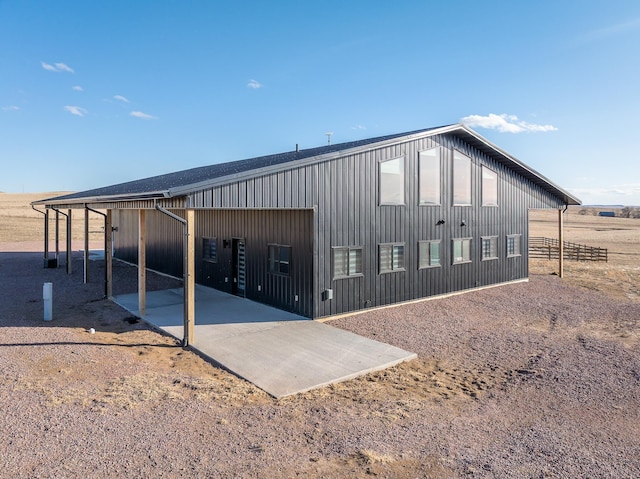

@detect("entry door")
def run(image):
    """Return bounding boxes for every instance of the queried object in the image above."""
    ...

[232,238,246,296]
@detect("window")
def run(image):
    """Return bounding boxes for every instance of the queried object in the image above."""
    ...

[453,238,472,264]
[202,237,217,263]
[482,166,498,206]
[379,243,405,273]
[481,236,498,261]
[419,148,441,205]
[268,244,291,275]
[379,156,405,205]
[418,240,441,269]
[333,246,363,279]
[507,234,522,257]
[453,150,472,205]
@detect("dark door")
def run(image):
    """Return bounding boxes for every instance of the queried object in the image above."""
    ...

[232,238,246,296]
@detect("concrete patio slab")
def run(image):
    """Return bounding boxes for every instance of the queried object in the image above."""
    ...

[113,286,417,398]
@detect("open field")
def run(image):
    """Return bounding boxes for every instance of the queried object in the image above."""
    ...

[1,194,640,477]
[530,207,640,303]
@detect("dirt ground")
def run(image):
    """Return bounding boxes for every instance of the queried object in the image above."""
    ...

[1,195,640,478]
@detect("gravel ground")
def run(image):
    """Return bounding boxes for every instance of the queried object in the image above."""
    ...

[1,248,639,478]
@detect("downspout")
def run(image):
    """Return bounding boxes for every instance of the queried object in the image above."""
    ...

[32,205,49,266]
[51,208,72,275]
[154,203,191,347]
[86,207,110,297]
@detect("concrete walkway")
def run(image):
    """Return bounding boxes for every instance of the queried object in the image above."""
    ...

[113,286,416,398]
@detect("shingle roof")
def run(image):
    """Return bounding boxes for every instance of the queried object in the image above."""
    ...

[38,127,439,204]
[34,124,580,206]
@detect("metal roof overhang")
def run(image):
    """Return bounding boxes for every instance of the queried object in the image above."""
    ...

[31,190,174,209]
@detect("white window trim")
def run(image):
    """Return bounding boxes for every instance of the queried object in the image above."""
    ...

[507,234,522,258]
[379,156,406,206]
[482,165,499,207]
[418,147,441,206]
[453,149,472,206]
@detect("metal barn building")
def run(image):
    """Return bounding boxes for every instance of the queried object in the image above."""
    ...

[34,124,580,341]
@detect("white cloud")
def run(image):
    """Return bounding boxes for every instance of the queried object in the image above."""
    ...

[351,125,367,130]
[247,79,263,89]
[55,62,74,73]
[72,85,83,91]
[114,95,130,103]
[64,105,87,117]
[461,113,557,133]
[2,105,19,111]
[130,111,157,120]
[42,61,74,73]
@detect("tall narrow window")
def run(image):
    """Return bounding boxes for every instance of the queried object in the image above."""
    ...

[202,237,217,263]
[481,236,498,261]
[333,246,363,279]
[379,157,405,205]
[419,148,441,205]
[453,150,472,205]
[482,166,498,206]
[507,234,522,257]
[418,240,441,269]
[268,244,291,275]
[453,238,472,264]
[379,243,405,273]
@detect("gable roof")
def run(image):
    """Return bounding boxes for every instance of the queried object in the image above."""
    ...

[33,124,580,206]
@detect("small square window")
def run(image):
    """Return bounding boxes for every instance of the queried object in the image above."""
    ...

[453,238,472,264]
[333,246,363,279]
[379,243,405,273]
[202,237,217,263]
[268,244,291,275]
[481,236,498,261]
[507,234,522,257]
[418,240,441,269]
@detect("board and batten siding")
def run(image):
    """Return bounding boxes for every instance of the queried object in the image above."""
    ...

[186,133,562,318]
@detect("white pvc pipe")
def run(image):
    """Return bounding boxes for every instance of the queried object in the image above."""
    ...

[43,282,53,321]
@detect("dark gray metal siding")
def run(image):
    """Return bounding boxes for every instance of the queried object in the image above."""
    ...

[187,133,563,318]
[195,209,313,317]
[118,132,564,319]
[113,208,314,317]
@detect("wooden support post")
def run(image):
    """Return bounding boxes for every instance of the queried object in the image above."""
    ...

[66,209,72,274]
[138,209,146,317]
[105,209,113,298]
[184,209,195,346]
[558,208,564,278]
[84,207,90,283]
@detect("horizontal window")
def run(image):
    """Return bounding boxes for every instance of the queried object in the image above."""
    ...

[333,246,363,279]
[453,238,472,264]
[507,234,522,257]
[268,244,291,276]
[418,240,441,269]
[481,236,498,261]
[379,243,405,274]
[202,237,217,263]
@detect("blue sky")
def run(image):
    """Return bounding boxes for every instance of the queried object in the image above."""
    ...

[1,1,639,205]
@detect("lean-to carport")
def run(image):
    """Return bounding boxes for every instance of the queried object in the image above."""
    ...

[31,193,197,346]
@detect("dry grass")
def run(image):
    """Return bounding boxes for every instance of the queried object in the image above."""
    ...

[529,207,640,303]
[0,192,104,246]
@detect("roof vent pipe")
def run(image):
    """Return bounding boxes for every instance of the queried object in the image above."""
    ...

[296,144,299,152]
